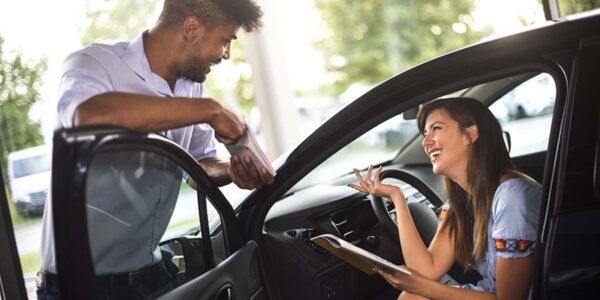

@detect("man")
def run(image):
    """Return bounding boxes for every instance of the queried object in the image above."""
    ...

[37,0,270,298]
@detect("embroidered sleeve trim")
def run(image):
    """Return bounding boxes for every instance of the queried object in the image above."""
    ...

[494,239,535,253]
[438,207,449,221]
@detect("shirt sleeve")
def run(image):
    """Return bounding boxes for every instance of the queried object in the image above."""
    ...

[491,180,541,259]
[188,123,217,161]
[57,51,112,128]
[186,83,218,161]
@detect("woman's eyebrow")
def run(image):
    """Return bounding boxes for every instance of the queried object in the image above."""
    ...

[427,121,444,129]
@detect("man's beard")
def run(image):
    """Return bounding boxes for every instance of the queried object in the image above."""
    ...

[183,56,207,83]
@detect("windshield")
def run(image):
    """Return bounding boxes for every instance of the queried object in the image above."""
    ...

[11,154,51,178]
[290,114,419,193]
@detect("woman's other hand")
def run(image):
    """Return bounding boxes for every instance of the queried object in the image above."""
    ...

[373,265,427,294]
[348,165,406,204]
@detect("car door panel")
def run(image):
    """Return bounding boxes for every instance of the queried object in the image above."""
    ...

[51,126,257,299]
[538,37,600,299]
[158,241,264,300]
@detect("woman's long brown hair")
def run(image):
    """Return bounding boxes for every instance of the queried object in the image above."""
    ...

[417,97,518,269]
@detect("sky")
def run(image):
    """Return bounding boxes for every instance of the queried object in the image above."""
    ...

[0,0,546,143]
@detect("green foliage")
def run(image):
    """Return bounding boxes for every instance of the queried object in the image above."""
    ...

[314,0,492,95]
[19,250,41,274]
[204,37,256,115]
[80,0,161,45]
[0,36,47,177]
[558,0,600,15]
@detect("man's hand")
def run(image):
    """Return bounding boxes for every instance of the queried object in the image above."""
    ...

[228,154,275,189]
[209,102,246,145]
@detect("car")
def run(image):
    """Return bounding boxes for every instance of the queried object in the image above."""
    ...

[1,8,600,300]
[6,145,51,216]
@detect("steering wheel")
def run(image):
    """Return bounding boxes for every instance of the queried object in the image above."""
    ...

[369,168,444,246]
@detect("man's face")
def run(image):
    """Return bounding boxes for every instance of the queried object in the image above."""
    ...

[182,23,239,83]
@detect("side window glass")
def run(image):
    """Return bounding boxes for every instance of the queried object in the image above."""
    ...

[488,73,556,157]
[85,150,223,283]
[292,114,418,191]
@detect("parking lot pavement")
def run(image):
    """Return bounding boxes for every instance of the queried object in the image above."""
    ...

[25,272,37,299]
[15,221,43,254]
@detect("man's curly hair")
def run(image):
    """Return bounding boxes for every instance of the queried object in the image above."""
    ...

[159,0,263,32]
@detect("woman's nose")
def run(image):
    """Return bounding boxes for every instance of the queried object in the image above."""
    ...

[421,134,432,148]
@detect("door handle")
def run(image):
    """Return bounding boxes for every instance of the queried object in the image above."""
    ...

[217,285,232,300]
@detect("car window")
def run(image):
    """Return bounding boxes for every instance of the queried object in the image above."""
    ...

[488,73,556,157]
[10,154,50,179]
[84,149,223,277]
[557,0,600,18]
[291,114,419,192]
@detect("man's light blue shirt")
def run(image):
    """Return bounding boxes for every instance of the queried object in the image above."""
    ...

[41,32,217,275]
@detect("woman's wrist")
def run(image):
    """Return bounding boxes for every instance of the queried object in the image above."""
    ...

[390,189,406,206]
[415,276,442,299]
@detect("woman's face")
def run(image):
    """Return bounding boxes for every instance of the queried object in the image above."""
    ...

[421,109,474,181]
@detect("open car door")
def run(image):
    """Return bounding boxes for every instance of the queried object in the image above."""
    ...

[51,126,266,300]
[0,162,28,299]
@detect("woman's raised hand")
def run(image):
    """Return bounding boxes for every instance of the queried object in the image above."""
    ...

[348,165,405,202]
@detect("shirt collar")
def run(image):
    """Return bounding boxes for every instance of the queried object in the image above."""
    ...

[122,32,150,81]
[122,31,196,97]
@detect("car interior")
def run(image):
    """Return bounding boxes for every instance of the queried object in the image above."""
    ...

[145,70,557,299]
[2,4,600,299]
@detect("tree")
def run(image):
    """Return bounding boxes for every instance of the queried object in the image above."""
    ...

[314,0,491,95]
[0,36,47,178]
[558,0,600,15]
[81,0,161,45]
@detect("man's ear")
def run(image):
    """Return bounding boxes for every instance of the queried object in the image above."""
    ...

[182,16,206,42]
[465,124,479,144]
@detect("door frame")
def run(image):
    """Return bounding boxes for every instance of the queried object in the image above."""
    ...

[51,126,244,299]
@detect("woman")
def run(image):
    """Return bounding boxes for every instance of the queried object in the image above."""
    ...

[349,98,541,300]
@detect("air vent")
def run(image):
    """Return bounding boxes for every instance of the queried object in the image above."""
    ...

[302,229,328,254]
[329,212,360,243]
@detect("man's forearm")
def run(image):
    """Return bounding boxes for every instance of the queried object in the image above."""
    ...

[198,157,232,187]
[73,92,221,132]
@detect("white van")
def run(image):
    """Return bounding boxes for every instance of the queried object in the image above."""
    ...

[7,145,51,216]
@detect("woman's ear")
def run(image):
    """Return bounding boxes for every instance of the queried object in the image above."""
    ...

[466,125,479,144]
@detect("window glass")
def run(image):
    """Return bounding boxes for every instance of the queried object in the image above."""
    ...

[488,73,556,157]
[85,149,221,279]
[291,114,418,192]
[557,0,600,17]
[10,155,51,179]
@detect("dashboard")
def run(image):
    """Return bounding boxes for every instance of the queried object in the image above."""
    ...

[262,165,442,300]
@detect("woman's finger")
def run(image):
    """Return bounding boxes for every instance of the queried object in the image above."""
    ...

[366,165,373,183]
[347,183,365,192]
[374,166,383,184]
[353,168,370,189]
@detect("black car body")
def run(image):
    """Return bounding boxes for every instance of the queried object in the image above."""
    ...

[1,7,600,300]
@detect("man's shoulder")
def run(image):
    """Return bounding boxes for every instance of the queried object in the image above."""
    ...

[63,41,133,76]
[74,41,129,61]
